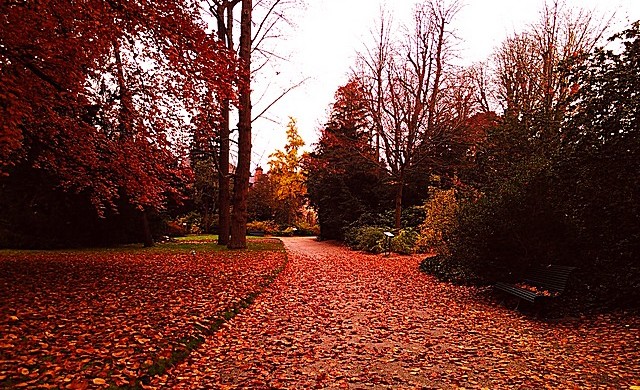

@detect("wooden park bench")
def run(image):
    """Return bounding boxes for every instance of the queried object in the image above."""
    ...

[494,264,576,310]
[247,230,265,237]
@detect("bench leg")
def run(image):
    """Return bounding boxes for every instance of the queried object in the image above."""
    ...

[533,302,546,318]
[498,296,519,310]
[514,298,521,311]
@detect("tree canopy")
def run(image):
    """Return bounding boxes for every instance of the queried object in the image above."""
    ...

[306,79,389,240]
[0,0,237,246]
[267,118,307,225]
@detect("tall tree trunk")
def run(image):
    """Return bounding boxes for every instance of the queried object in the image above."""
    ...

[113,38,132,138]
[394,178,403,230]
[217,104,231,244]
[141,209,154,247]
[115,38,154,247]
[215,1,236,246]
[228,0,252,249]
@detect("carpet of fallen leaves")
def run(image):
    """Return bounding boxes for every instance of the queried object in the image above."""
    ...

[0,238,286,389]
[155,237,640,389]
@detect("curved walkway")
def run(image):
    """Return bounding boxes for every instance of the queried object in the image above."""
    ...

[156,237,640,389]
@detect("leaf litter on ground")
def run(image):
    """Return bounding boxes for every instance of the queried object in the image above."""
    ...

[0,238,286,388]
[156,237,640,389]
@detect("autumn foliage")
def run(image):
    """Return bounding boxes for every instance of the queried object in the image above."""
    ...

[306,78,389,240]
[266,118,307,225]
[1,0,238,246]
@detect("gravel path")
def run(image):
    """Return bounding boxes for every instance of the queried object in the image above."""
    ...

[153,237,640,389]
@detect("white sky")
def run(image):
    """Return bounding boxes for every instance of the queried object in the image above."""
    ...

[249,0,640,170]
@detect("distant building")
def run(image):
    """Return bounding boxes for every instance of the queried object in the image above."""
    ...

[249,166,266,186]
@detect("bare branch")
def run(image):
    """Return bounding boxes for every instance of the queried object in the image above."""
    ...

[251,77,309,123]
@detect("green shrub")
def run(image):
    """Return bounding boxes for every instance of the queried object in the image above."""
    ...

[419,255,479,284]
[345,226,424,254]
[437,159,578,284]
[294,221,320,236]
[278,226,296,237]
[254,221,320,237]
[246,220,279,235]
[344,226,386,253]
[391,228,419,254]
[401,206,426,228]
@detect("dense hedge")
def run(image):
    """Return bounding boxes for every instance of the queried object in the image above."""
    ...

[419,24,640,311]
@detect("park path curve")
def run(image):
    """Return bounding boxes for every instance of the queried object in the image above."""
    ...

[154,237,640,389]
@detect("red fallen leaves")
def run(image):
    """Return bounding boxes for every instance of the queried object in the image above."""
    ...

[514,282,559,297]
[156,237,640,389]
[0,239,286,388]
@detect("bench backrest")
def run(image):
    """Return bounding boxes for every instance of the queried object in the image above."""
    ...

[523,265,576,293]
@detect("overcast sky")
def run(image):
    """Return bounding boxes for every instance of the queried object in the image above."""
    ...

[249,0,640,170]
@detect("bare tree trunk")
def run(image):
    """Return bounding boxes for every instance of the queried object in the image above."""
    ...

[141,209,154,247]
[228,0,252,249]
[214,1,238,245]
[217,101,231,245]
[113,38,132,138]
[215,2,230,245]
[393,173,404,229]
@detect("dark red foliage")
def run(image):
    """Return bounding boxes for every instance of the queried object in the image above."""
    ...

[0,0,238,213]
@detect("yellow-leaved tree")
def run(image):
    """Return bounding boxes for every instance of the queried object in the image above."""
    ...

[417,186,458,255]
[268,117,307,225]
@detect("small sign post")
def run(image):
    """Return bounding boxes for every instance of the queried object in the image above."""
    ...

[383,231,394,256]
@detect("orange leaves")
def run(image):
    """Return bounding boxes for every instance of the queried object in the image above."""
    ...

[152,237,640,389]
[66,380,89,390]
[4,237,638,388]
[514,282,559,297]
[0,243,286,388]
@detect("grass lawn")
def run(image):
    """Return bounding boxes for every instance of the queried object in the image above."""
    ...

[0,236,287,389]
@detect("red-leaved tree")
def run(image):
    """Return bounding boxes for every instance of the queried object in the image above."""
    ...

[1,0,238,245]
